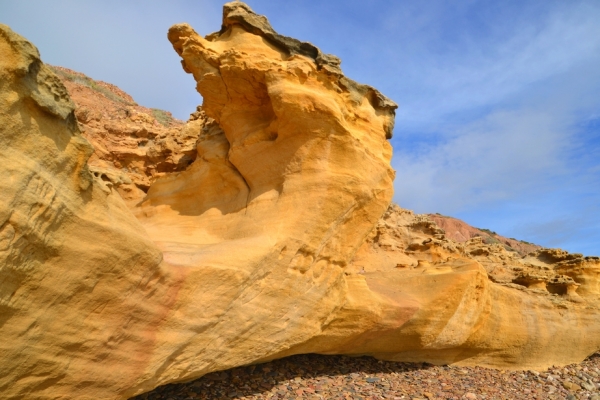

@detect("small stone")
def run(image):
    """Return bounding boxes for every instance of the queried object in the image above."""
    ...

[562,380,581,391]
[581,381,595,391]
[463,393,477,399]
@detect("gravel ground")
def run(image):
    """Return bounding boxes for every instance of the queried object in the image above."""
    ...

[132,353,600,400]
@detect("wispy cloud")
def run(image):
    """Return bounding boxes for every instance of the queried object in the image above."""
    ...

[393,106,572,210]
[385,0,600,132]
[377,0,600,254]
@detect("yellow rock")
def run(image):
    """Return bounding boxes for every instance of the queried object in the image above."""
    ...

[0,3,599,400]
[0,24,173,399]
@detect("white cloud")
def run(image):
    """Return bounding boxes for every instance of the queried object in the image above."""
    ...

[383,0,600,255]
[392,106,572,212]
[386,0,600,131]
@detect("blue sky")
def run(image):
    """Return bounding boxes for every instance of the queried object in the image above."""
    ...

[1,0,599,256]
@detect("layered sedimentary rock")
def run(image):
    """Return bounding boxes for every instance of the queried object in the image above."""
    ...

[428,213,540,256]
[336,206,600,368]
[1,3,600,400]
[126,2,397,394]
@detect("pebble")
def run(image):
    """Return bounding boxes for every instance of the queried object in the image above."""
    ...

[563,380,581,391]
[131,352,600,400]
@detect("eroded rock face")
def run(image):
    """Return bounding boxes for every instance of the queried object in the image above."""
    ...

[0,24,175,399]
[0,6,397,399]
[1,3,599,400]
[48,65,200,207]
[338,205,600,368]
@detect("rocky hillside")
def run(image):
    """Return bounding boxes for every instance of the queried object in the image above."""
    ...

[428,213,540,256]
[360,205,599,297]
[48,65,200,206]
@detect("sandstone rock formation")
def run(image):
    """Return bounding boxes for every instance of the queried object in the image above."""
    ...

[1,3,599,400]
[0,23,170,399]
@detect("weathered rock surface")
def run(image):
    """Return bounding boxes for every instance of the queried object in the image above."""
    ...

[0,24,172,399]
[48,65,200,207]
[1,3,599,400]
[428,213,540,256]
[342,206,600,367]
[128,1,397,394]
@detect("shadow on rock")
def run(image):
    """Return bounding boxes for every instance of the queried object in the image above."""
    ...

[131,354,433,400]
